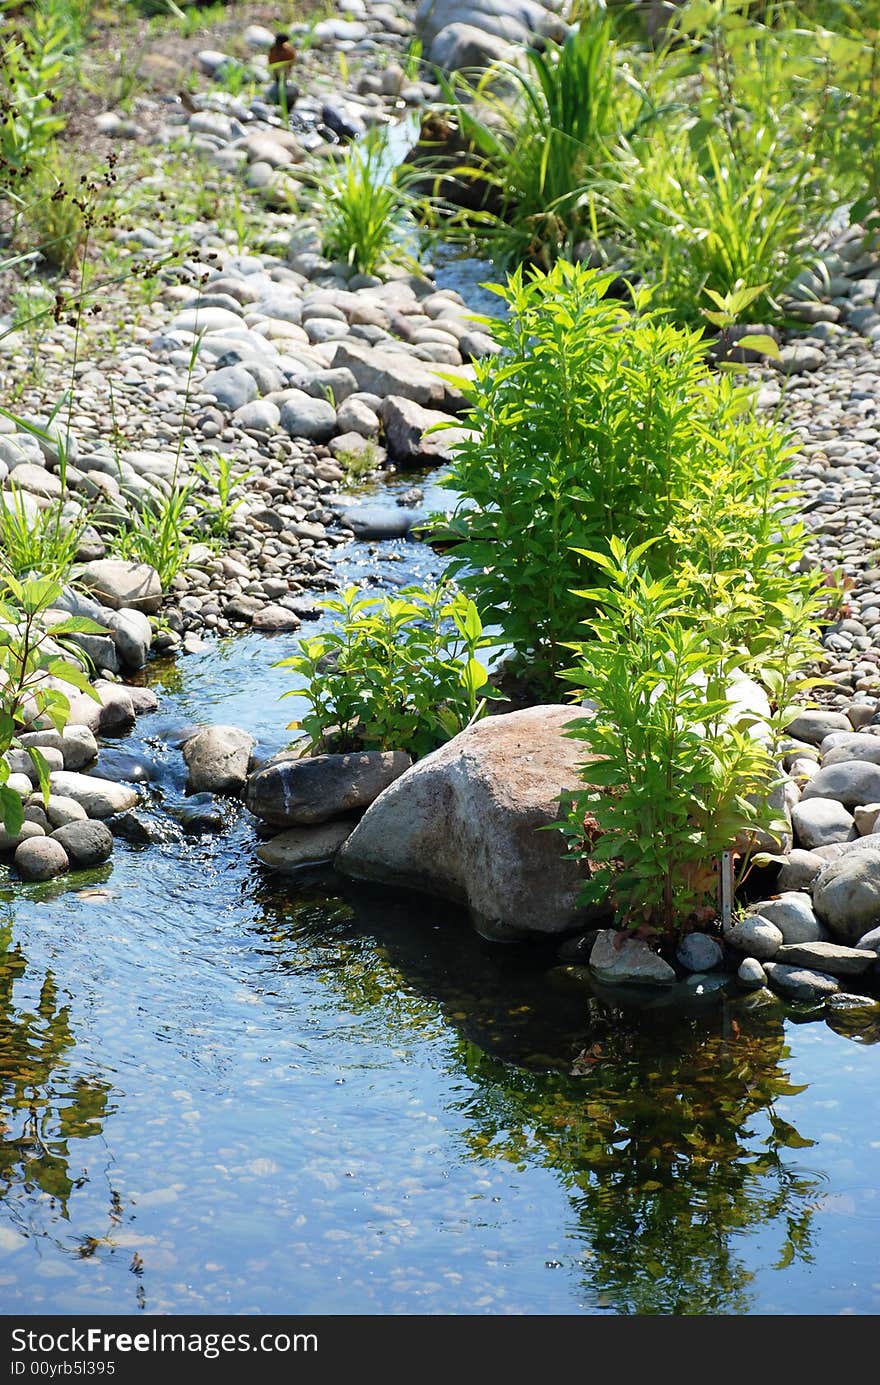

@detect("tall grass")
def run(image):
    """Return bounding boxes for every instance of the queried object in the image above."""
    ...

[311,131,419,275]
[431,16,654,267]
[606,129,822,323]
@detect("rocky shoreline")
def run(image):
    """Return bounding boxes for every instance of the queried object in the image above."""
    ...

[1,0,880,1023]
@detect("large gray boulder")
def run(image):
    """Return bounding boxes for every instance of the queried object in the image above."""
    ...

[336,705,594,939]
[812,848,880,943]
[428,20,517,70]
[75,560,162,614]
[332,341,447,409]
[380,396,474,465]
[183,725,256,796]
[245,750,411,827]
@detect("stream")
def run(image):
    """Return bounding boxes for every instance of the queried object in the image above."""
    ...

[1,209,879,1314]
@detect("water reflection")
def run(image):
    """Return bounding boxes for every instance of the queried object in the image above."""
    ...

[254,879,823,1314]
[0,919,117,1258]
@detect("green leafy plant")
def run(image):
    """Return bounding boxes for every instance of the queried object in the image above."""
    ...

[438,259,804,694]
[276,583,502,758]
[606,126,823,324]
[0,571,102,833]
[559,538,824,941]
[425,14,662,267]
[0,0,71,174]
[193,452,255,541]
[333,441,380,478]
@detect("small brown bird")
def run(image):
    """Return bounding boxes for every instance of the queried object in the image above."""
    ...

[268,32,298,72]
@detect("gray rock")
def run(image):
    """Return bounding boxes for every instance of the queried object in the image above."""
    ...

[337,504,416,540]
[737,956,767,989]
[9,462,62,499]
[201,365,259,412]
[785,709,853,745]
[854,804,880,835]
[723,914,784,959]
[232,400,281,432]
[170,305,245,334]
[428,20,516,70]
[61,725,98,770]
[589,930,676,986]
[15,836,69,881]
[47,771,139,819]
[246,750,411,828]
[292,367,359,404]
[792,796,855,848]
[50,820,113,867]
[802,761,880,808]
[251,604,302,632]
[812,848,880,943]
[279,391,337,442]
[182,724,256,797]
[763,962,840,1000]
[380,395,471,464]
[855,924,880,954]
[40,794,88,827]
[335,707,613,938]
[675,932,724,973]
[76,560,162,614]
[747,892,823,943]
[256,820,356,872]
[0,821,45,851]
[778,344,825,373]
[101,607,152,670]
[332,341,447,409]
[777,848,828,891]
[822,734,880,767]
[774,940,876,976]
[336,395,380,437]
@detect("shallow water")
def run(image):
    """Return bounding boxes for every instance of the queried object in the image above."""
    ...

[1,773,880,1315]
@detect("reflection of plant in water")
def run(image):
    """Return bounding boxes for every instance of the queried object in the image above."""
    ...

[454,1000,819,1313]
[251,886,823,1313]
[0,920,113,1224]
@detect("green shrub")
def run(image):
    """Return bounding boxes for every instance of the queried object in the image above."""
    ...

[0,0,71,174]
[438,260,803,693]
[0,488,87,582]
[0,571,103,833]
[559,539,824,940]
[276,583,501,758]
